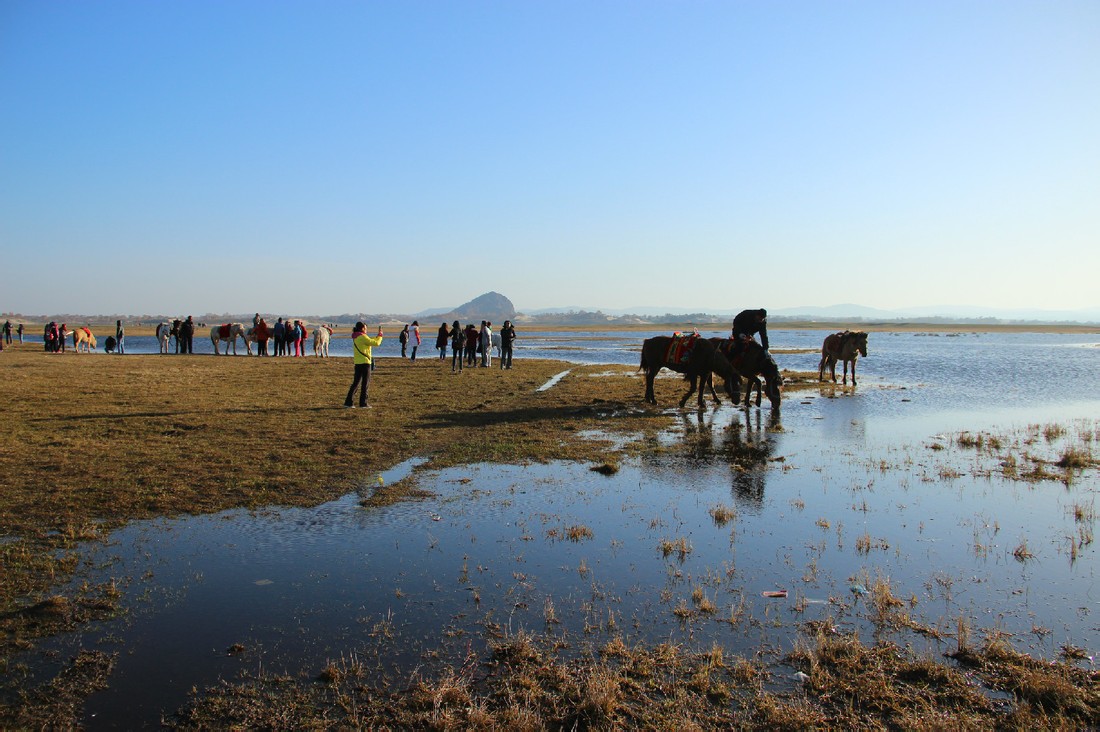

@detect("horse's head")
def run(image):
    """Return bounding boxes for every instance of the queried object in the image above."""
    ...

[854,332,868,357]
[763,355,782,408]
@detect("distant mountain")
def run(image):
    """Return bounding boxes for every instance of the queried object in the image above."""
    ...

[428,292,517,325]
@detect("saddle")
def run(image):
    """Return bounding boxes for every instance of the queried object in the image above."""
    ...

[218,324,232,338]
[664,333,698,365]
[720,334,755,369]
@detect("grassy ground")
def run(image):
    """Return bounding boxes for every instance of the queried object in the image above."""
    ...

[2,342,1097,728]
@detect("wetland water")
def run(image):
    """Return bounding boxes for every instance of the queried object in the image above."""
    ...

[18,331,1100,726]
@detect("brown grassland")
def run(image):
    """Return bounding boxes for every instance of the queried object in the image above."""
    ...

[1,338,1098,728]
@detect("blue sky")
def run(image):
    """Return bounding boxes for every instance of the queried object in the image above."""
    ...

[2,1,1098,316]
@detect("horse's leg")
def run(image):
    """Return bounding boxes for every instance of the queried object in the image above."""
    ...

[842,359,849,385]
[705,372,721,405]
[850,358,857,386]
[645,368,657,404]
[680,375,697,408]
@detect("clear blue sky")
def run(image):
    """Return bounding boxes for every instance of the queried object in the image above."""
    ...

[2,1,1098,316]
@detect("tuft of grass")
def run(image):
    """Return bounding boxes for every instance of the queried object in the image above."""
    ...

[708,504,737,526]
[659,537,692,562]
[1013,540,1034,562]
[1057,446,1092,469]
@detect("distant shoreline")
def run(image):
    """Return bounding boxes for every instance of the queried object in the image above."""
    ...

[4,320,1096,338]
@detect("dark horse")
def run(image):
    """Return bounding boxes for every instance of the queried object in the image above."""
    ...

[708,337,782,409]
[818,330,868,386]
[640,335,739,408]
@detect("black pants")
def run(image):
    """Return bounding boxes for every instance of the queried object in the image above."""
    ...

[500,344,513,368]
[345,363,372,406]
[452,345,463,372]
[181,335,193,353]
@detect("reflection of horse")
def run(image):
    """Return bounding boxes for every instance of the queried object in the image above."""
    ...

[818,330,868,386]
[155,323,172,354]
[313,325,333,357]
[210,323,252,355]
[710,337,782,409]
[72,327,97,353]
[640,335,738,408]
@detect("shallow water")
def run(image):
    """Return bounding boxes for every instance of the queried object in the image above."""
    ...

[11,331,1100,726]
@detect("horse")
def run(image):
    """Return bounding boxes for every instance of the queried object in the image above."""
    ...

[155,322,172,354]
[818,330,868,386]
[709,337,783,409]
[313,325,334,357]
[640,335,739,409]
[210,323,252,356]
[72,327,97,353]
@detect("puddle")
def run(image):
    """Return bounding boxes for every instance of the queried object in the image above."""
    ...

[536,369,571,391]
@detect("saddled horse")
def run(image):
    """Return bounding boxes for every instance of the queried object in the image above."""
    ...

[709,337,783,409]
[72,327,97,353]
[210,323,252,356]
[640,335,739,408]
[818,330,868,386]
[155,322,173,354]
[313,325,334,357]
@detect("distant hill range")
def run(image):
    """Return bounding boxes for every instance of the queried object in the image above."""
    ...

[6,296,1099,326]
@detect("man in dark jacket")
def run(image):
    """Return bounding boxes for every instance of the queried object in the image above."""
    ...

[180,316,195,354]
[732,309,769,351]
[499,321,517,369]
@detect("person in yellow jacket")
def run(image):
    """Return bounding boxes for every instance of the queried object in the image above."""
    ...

[345,321,384,408]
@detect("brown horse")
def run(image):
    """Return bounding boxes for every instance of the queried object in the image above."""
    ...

[709,337,782,409]
[818,330,868,385]
[640,335,738,408]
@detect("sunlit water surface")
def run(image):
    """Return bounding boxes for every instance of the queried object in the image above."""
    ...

[13,330,1100,727]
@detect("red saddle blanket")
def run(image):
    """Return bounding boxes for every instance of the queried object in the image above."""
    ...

[218,324,231,338]
[664,334,698,365]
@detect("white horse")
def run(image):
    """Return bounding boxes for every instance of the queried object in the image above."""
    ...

[210,323,252,355]
[155,323,172,354]
[313,325,334,357]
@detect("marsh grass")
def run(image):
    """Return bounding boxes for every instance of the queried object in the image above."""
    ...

[186,623,1096,731]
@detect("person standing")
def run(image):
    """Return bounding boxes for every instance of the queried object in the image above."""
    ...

[273,318,285,356]
[345,322,383,408]
[409,321,421,361]
[255,318,270,356]
[180,316,194,354]
[292,320,302,357]
[59,323,68,352]
[3,320,11,345]
[17,323,23,343]
[399,325,409,358]
[479,321,493,367]
[465,324,478,366]
[436,322,449,360]
[499,320,516,369]
[115,320,125,354]
[450,319,463,373]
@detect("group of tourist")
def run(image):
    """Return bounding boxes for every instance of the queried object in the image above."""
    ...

[394,319,517,372]
[251,314,311,357]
